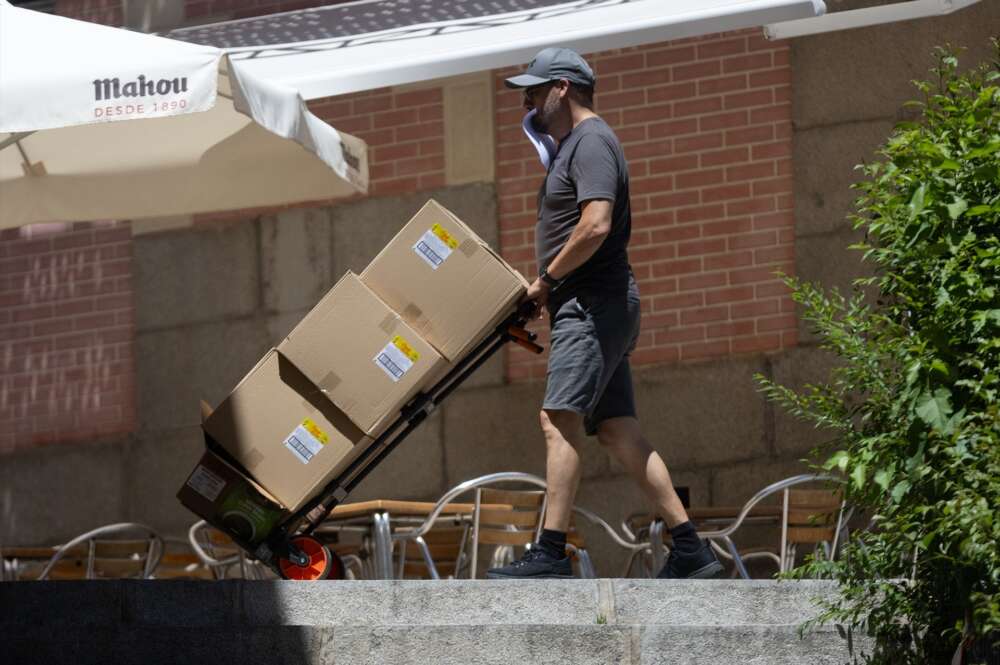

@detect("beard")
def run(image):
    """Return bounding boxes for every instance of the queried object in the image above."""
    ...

[532,94,561,134]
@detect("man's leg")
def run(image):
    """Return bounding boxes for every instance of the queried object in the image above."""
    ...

[594,416,687,527]
[539,408,585,532]
[596,416,723,579]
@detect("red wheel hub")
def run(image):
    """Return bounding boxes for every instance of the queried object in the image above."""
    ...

[278,536,336,581]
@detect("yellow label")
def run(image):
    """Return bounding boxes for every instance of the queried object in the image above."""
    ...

[392,335,420,362]
[431,223,459,250]
[302,418,329,445]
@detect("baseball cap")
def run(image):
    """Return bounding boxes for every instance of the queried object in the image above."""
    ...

[504,47,596,89]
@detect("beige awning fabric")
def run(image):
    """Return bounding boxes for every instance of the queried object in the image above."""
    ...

[0,0,367,229]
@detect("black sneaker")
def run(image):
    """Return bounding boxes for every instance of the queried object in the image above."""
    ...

[486,546,574,579]
[656,542,724,579]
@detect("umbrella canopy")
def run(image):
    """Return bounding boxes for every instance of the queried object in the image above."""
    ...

[0,0,368,229]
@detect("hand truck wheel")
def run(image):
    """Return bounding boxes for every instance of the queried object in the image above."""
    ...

[277,535,342,580]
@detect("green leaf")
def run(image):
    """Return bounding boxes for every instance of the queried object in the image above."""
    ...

[915,388,954,431]
[946,198,968,220]
[966,204,993,216]
[874,469,893,491]
[908,184,927,219]
[891,480,911,504]
[850,463,866,490]
[825,450,850,472]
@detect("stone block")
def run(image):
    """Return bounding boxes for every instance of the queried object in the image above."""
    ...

[0,580,123,627]
[243,579,599,626]
[574,474,654,578]
[769,347,842,459]
[347,411,446,502]
[640,624,855,665]
[266,308,309,347]
[135,319,270,432]
[632,357,769,469]
[0,441,126,545]
[330,183,498,277]
[711,457,815,508]
[133,223,258,331]
[793,120,895,237]
[792,1,1000,128]
[794,227,875,344]
[124,425,207,533]
[260,208,334,314]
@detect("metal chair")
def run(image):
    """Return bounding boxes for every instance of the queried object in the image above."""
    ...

[682,474,848,579]
[188,520,276,580]
[37,522,164,580]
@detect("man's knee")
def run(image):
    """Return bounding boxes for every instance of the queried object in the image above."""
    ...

[540,408,582,440]
[596,416,642,449]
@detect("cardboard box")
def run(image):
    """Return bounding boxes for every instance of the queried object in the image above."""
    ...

[203,349,374,512]
[277,272,445,436]
[361,199,529,361]
[177,448,288,548]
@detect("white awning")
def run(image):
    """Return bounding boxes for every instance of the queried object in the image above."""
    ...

[0,0,367,229]
[169,0,827,101]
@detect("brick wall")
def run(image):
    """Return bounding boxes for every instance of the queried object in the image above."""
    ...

[497,33,797,380]
[0,223,136,453]
[55,0,122,25]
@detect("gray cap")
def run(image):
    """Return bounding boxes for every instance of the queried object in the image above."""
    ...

[504,47,596,89]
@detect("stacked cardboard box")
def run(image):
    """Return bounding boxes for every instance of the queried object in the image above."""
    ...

[178,200,528,545]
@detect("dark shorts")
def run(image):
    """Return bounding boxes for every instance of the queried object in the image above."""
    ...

[542,278,641,436]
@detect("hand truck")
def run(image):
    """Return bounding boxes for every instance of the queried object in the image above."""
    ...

[203,301,543,580]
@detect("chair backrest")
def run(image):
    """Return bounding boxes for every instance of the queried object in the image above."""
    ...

[785,488,843,544]
[188,520,267,579]
[470,486,546,578]
[398,523,469,579]
[38,523,164,580]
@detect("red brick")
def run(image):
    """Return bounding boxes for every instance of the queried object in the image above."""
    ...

[724,89,774,110]
[32,319,75,336]
[749,69,792,87]
[656,326,705,345]
[375,142,420,164]
[753,212,795,230]
[677,237,727,257]
[706,285,755,305]
[699,110,748,132]
[727,197,776,216]
[623,104,673,125]
[369,162,395,180]
[781,330,798,347]
[757,314,797,333]
[646,82,698,104]
[397,155,444,177]
[352,95,393,115]
[628,139,674,161]
[701,183,751,203]
[723,53,773,73]
[631,245,677,264]
[752,142,792,160]
[726,161,776,181]
[677,204,725,224]
[649,118,698,140]
[395,122,443,142]
[330,115,372,134]
[652,258,702,279]
[674,61,722,82]
[674,133,723,154]
[725,125,774,146]
[729,265,792,286]
[600,89,647,111]
[642,278,679,295]
[620,69,670,90]
[647,46,696,67]
[697,38,748,59]
[679,271,728,292]
[681,305,729,325]
[645,218,697,240]
[702,218,753,237]
[698,74,749,96]
[419,106,443,123]
[729,231,777,250]
[648,154,699,175]
[676,169,724,189]
[755,245,796,264]
[752,177,793,197]
[393,88,441,108]
[598,53,645,74]
[700,147,749,168]
[674,97,723,118]
[680,340,731,361]
[707,320,755,338]
[751,104,792,124]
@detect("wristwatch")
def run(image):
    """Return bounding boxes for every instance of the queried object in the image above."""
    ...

[539,268,561,289]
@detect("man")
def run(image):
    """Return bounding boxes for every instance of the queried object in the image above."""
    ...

[487,47,722,580]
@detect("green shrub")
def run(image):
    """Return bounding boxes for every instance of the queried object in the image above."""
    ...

[757,41,1000,664]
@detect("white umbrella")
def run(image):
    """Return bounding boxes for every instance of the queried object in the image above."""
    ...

[0,0,368,229]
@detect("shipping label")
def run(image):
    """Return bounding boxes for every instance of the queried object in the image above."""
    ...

[284,418,328,465]
[374,335,420,382]
[187,464,226,502]
[413,223,458,269]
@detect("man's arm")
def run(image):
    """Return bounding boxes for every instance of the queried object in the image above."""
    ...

[524,198,612,312]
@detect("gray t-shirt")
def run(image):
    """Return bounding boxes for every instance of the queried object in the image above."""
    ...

[536,116,632,301]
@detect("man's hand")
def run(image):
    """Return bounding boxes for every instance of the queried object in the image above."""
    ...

[523,277,552,321]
